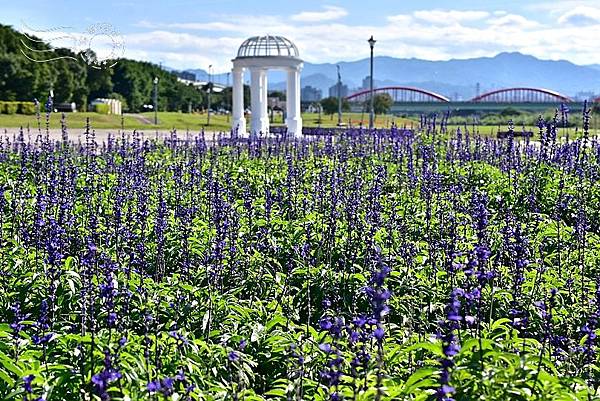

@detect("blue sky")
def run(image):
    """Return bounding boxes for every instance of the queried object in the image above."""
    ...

[3,0,600,72]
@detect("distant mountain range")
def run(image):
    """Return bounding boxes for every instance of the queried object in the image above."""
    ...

[183,52,600,100]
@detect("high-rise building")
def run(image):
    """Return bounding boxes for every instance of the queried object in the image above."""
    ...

[328,83,349,98]
[362,76,371,90]
[574,91,596,101]
[301,86,323,102]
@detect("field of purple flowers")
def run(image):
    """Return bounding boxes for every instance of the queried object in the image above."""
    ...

[1,106,600,400]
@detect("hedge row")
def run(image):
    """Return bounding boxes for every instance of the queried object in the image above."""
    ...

[0,101,37,115]
[93,103,110,114]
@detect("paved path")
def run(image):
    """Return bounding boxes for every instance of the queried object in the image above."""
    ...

[0,128,225,143]
[127,114,156,125]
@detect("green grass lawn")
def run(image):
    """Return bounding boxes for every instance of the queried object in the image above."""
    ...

[0,111,414,132]
[0,112,231,131]
[446,124,600,138]
[1,112,596,138]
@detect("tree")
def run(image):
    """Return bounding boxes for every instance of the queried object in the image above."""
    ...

[0,24,66,101]
[268,90,286,100]
[0,24,209,113]
[52,48,89,107]
[320,96,350,115]
[500,107,521,116]
[372,93,393,115]
[86,59,114,101]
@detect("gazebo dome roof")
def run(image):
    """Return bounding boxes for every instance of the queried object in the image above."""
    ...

[236,35,299,59]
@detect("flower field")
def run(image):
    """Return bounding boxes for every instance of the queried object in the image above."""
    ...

[1,109,600,400]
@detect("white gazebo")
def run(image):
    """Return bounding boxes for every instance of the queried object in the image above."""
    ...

[231,35,303,136]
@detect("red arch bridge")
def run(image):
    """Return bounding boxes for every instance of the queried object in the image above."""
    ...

[342,87,579,113]
[471,87,572,103]
[346,86,450,103]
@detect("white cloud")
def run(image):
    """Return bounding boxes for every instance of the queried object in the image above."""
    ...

[558,6,600,25]
[487,14,541,30]
[412,9,490,24]
[88,7,600,71]
[135,21,239,31]
[526,0,600,15]
[291,6,348,22]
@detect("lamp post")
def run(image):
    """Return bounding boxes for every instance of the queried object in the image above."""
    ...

[226,71,231,122]
[368,35,376,130]
[336,65,342,127]
[153,76,159,125]
[207,65,212,126]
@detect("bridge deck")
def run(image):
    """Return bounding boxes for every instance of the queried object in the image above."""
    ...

[348,102,586,114]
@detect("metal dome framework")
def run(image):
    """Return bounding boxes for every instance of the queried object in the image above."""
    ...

[236,35,300,59]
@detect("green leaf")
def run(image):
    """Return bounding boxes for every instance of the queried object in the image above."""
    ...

[264,388,287,397]
[0,368,15,387]
[0,352,23,377]
[405,341,444,358]
[403,367,438,392]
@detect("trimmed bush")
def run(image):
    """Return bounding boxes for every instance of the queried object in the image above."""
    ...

[3,101,18,115]
[0,101,36,115]
[18,102,36,115]
[94,103,110,114]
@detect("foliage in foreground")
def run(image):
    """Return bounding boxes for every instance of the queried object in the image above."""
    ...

[0,108,600,400]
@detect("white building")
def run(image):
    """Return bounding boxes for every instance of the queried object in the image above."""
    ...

[90,98,122,115]
[231,35,303,136]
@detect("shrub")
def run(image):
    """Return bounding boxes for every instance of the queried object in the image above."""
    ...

[94,103,110,114]
[3,101,18,114]
[18,102,36,115]
[500,107,522,116]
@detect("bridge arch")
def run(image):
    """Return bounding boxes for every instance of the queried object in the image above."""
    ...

[346,86,450,103]
[471,87,572,103]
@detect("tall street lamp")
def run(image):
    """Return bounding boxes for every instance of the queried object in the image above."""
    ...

[226,72,231,122]
[153,76,159,125]
[368,35,376,130]
[336,65,342,126]
[207,65,213,126]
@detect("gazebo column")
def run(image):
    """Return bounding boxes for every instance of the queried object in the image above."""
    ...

[250,68,269,134]
[285,66,302,136]
[231,66,246,135]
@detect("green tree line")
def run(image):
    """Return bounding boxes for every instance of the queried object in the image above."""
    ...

[0,24,239,113]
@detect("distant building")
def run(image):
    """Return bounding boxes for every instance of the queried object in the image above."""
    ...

[362,76,371,90]
[574,91,597,101]
[301,85,322,102]
[328,83,349,98]
[305,103,321,113]
[268,97,286,110]
[90,98,122,115]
